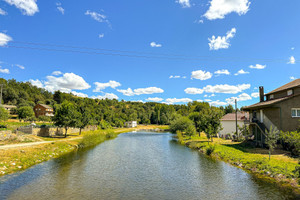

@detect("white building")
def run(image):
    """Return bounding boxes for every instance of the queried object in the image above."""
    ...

[124,121,137,128]
[219,112,249,137]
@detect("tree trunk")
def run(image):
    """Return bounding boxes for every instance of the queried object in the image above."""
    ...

[65,127,68,138]
[211,137,213,142]
[79,128,82,135]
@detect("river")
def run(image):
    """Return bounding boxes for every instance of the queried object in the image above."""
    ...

[0,131,296,200]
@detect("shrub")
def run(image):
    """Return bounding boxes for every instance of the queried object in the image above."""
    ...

[206,145,215,155]
[280,131,300,156]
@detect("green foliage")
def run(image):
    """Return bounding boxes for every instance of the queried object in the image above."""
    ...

[0,107,9,121]
[265,126,279,160]
[206,145,215,155]
[98,120,112,129]
[38,116,52,122]
[17,106,35,120]
[170,116,195,135]
[280,130,300,156]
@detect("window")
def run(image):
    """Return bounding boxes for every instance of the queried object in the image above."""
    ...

[270,94,274,99]
[291,108,300,117]
[287,89,293,96]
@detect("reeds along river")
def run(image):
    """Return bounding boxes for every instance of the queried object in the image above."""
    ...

[0,132,297,200]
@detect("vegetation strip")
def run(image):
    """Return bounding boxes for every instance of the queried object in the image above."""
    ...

[177,133,300,194]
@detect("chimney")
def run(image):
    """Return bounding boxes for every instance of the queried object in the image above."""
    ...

[259,86,264,102]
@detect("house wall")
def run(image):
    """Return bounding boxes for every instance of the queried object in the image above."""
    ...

[267,87,300,100]
[219,120,245,136]
[34,105,54,118]
[262,107,281,130]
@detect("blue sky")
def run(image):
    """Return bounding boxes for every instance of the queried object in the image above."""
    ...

[0,0,299,107]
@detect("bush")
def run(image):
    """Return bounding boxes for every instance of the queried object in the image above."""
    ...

[170,116,195,137]
[280,131,300,156]
[206,145,215,155]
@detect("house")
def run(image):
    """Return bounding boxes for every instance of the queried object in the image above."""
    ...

[0,104,17,114]
[124,121,137,128]
[219,112,249,137]
[34,104,54,118]
[242,79,300,146]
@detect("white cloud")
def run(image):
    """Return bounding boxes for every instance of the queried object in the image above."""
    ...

[184,87,204,94]
[71,91,88,98]
[203,83,250,94]
[99,33,104,38]
[146,97,163,102]
[288,56,296,64]
[15,64,25,69]
[169,75,181,79]
[208,28,236,50]
[91,93,118,100]
[182,76,187,79]
[164,98,192,104]
[85,10,110,26]
[191,70,212,80]
[204,0,250,20]
[234,69,249,75]
[205,99,212,102]
[52,71,62,76]
[44,73,91,93]
[56,3,64,14]
[209,100,227,107]
[150,42,162,48]
[197,19,204,24]
[290,76,297,80]
[93,80,121,92]
[29,79,43,88]
[226,93,252,104]
[117,87,164,96]
[0,8,7,15]
[176,0,191,8]
[131,100,144,103]
[251,92,259,98]
[4,0,39,16]
[291,47,295,50]
[214,69,230,75]
[0,32,12,46]
[0,67,10,74]
[249,64,266,69]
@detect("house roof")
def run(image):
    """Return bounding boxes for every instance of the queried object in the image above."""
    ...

[0,104,17,108]
[221,112,249,121]
[38,104,52,109]
[242,95,294,110]
[266,79,300,95]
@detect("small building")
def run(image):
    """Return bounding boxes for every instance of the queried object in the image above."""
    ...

[219,112,249,137]
[124,121,137,128]
[34,104,54,118]
[243,79,300,146]
[0,104,17,114]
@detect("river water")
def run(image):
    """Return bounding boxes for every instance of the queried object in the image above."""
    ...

[0,132,297,200]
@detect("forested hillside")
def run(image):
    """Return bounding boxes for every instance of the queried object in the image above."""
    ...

[0,78,234,128]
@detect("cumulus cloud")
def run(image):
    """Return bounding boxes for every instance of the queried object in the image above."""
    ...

[56,3,64,14]
[169,75,181,79]
[184,87,204,94]
[99,33,104,38]
[0,32,12,46]
[204,0,250,20]
[44,73,91,93]
[71,91,88,98]
[226,93,252,104]
[85,10,110,27]
[214,69,230,75]
[251,92,259,98]
[52,71,62,76]
[203,83,250,94]
[29,79,43,88]
[208,28,236,50]
[0,67,10,74]
[93,80,121,92]
[176,0,191,8]
[15,64,25,69]
[209,100,227,107]
[91,93,119,100]
[288,56,296,64]
[191,70,212,80]
[234,69,249,75]
[164,98,192,104]
[146,97,163,102]
[290,76,297,80]
[150,42,162,48]
[117,87,164,96]
[0,8,7,15]
[4,0,39,16]
[249,64,266,69]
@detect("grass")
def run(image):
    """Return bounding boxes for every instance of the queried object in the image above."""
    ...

[179,132,300,193]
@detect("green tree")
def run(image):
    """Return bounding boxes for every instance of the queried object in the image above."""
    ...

[53,101,79,137]
[17,106,35,121]
[265,126,279,160]
[170,116,195,137]
[188,112,202,136]
[53,90,62,104]
[0,107,9,122]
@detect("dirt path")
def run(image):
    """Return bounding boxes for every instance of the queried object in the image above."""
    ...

[0,137,82,150]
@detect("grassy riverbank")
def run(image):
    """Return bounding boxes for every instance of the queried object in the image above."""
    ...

[178,133,300,193]
[0,125,168,176]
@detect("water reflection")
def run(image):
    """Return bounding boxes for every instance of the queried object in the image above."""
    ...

[0,132,297,200]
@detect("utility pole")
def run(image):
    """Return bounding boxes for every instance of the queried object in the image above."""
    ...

[0,84,3,105]
[235,99,238,141]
